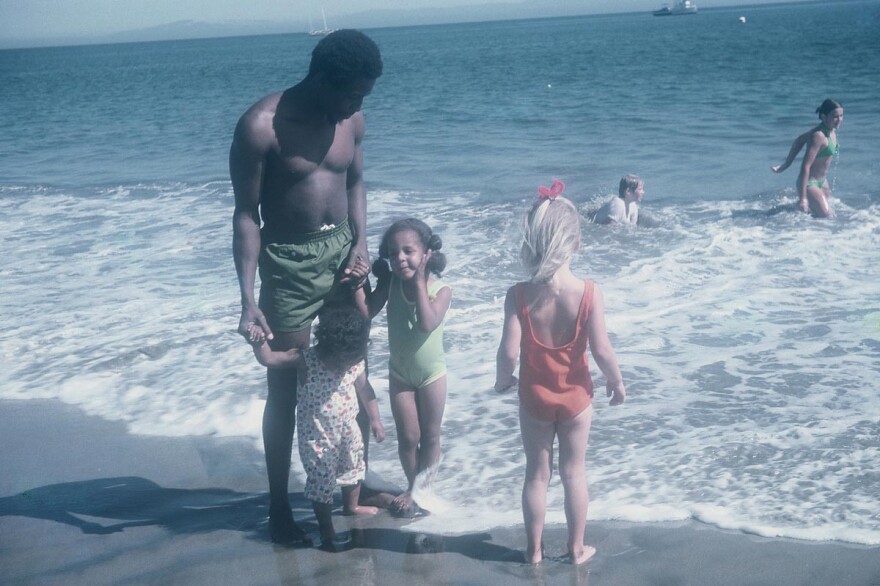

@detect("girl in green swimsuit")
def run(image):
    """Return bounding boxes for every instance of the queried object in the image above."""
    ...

[772,98,843,218]
[371,218,452,517]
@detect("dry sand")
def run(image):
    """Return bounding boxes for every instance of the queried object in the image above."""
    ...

[2,399,878,585]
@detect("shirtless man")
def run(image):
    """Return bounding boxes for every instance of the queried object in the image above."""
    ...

[230,30,382,546]
[589,174,645,226]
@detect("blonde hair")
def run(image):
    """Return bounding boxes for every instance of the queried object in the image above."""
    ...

[520,196,580,283]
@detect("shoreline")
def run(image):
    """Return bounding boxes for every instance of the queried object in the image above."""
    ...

[3,398,879,585]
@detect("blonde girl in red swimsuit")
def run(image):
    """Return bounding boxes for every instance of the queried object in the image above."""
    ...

[495,179,626,565]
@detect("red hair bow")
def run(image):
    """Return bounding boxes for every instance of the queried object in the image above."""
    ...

[538,179,565,200]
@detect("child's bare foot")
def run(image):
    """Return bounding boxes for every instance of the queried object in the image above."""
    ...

[568,545,596,565]
[343,504,379,516]
[319,527,336,545]
[396,502,428,517]
[390,492,414,518]
[523,543,544,566]
[359,489,399,509]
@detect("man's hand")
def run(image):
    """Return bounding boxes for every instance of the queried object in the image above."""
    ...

[340,242,370,288]
[239,305,273,342]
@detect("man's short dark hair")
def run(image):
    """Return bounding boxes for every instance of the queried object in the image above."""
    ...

[309,29,383,87]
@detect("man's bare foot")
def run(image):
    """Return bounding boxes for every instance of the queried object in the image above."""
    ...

[569,545,596,565]
[319,531,354,553]
[343,504,379,516]
[268,511,312,547]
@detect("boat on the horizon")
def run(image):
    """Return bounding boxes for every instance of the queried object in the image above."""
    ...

[308,7,335,36]
[653,0,698,16]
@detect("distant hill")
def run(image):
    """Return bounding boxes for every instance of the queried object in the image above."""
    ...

[99,20,304,44]
[2,0,811,49]
[2,0,644,48]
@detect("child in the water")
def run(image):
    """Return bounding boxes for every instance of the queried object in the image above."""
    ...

[589,174,645,225]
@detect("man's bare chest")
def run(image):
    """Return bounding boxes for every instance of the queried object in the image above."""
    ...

[271,125,354,177]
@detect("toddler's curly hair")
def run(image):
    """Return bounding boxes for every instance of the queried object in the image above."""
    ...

[314,303,370,367]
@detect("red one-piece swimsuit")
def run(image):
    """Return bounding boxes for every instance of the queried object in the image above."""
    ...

[516,280,594,421]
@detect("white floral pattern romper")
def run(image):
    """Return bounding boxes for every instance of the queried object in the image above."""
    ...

[296,348,366,504]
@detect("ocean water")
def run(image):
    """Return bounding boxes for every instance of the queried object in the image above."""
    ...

[2,1,879,544]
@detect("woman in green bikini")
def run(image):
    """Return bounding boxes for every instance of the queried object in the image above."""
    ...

[772,98,843,218]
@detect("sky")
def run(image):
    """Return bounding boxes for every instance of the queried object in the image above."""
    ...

[0,0,807,48]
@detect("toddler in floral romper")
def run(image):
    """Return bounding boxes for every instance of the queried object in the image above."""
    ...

[251,304,385,548]
[298,347,366,503]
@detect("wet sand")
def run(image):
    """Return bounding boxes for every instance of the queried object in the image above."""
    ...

[2,399,879,585]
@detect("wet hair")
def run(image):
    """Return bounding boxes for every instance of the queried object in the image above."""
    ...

[378,218,447,277]
[619,174,642,198]
[308,29,383,88]
[816,98,842,118]
[520,196,580,283]
[314,303,370,367]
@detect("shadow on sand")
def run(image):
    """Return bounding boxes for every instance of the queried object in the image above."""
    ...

[0,476,284,537]
[0,476,520,563]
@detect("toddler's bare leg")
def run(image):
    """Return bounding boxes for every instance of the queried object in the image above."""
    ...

[312,500,336,543]
[343,483,378,516]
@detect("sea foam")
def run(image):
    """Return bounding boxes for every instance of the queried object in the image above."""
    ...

[2,184,879,544]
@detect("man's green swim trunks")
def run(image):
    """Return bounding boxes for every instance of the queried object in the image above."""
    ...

[258,220,353,333]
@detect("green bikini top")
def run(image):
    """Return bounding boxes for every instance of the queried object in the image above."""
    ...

[816,126,839,158]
